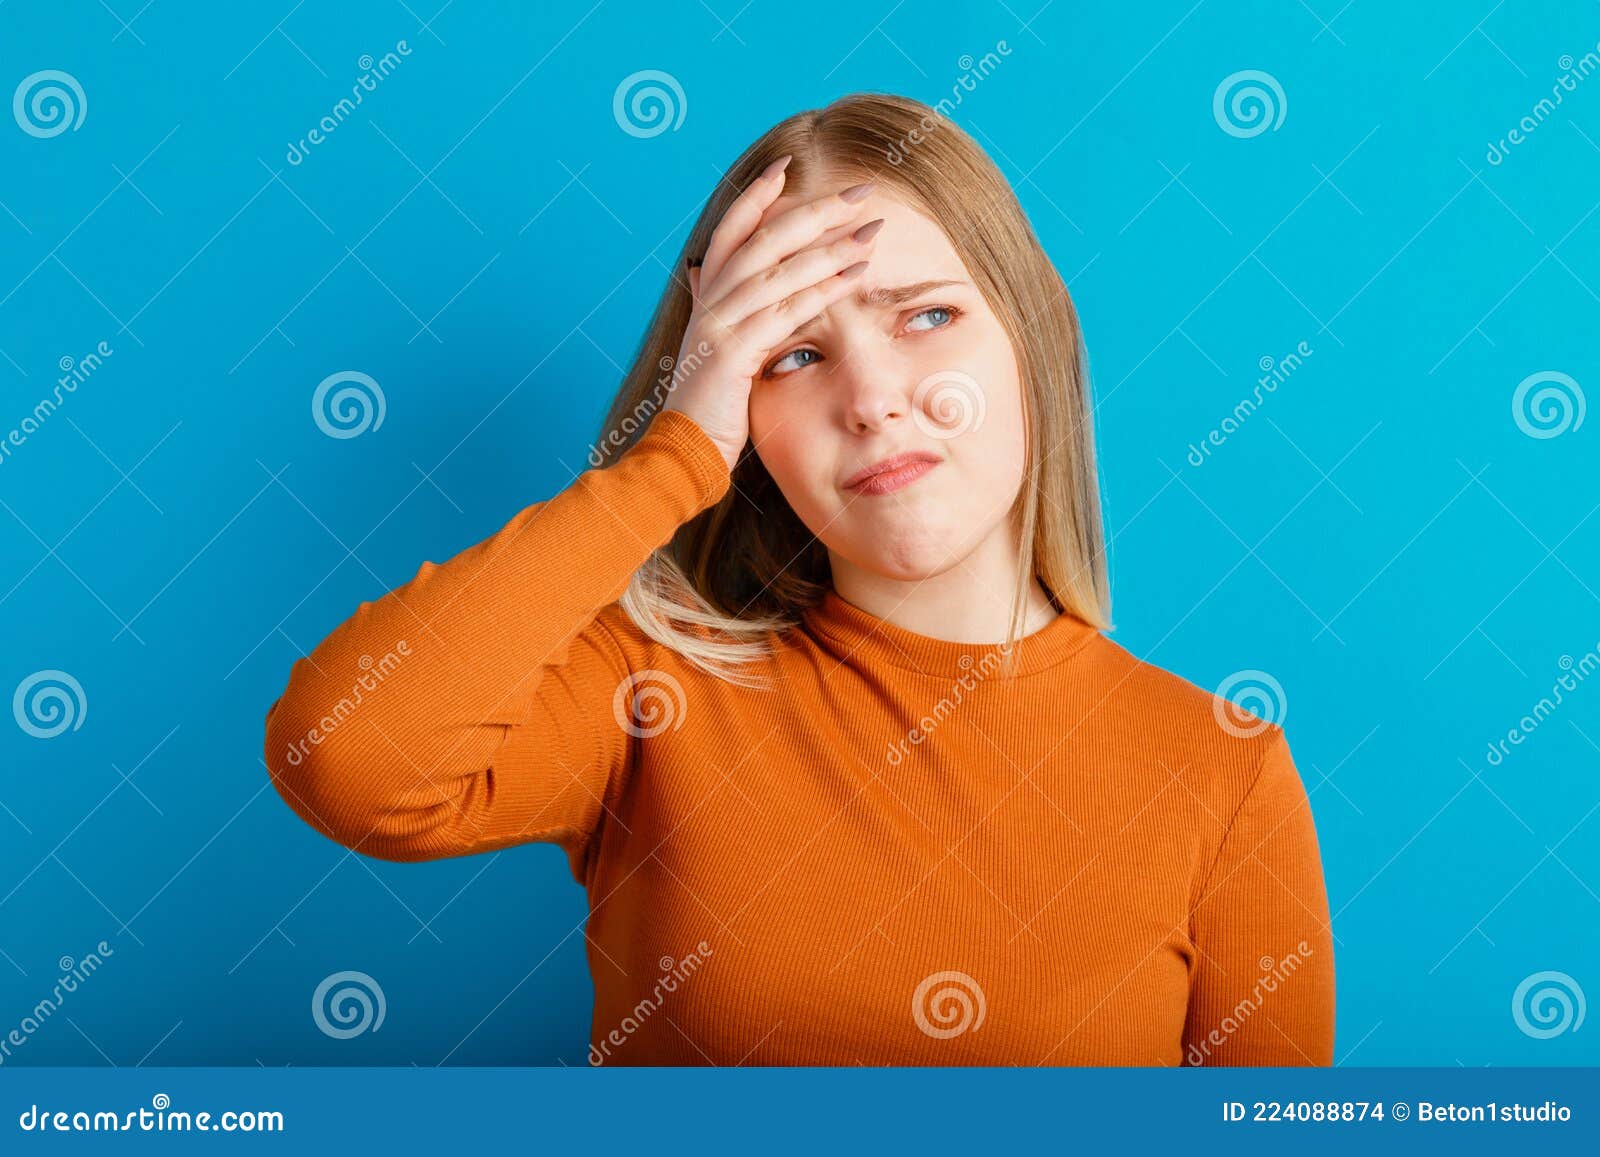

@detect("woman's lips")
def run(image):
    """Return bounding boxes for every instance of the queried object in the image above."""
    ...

[846,458,940,496]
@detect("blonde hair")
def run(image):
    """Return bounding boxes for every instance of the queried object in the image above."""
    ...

[597,91,1111,687]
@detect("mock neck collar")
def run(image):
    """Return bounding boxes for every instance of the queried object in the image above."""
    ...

[799,588,1101,680]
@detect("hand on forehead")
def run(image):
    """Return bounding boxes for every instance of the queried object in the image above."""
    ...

[759,170,900,239]
[760,183,961,282]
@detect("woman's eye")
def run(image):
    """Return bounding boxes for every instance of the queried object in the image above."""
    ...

[765,308,961,377]
[766,347,821,376]
[905,305,957,332]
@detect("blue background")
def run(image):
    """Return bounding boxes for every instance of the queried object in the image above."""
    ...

[1,0,1596,1067]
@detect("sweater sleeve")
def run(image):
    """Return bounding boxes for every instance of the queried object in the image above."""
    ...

[262,408,731,874]
[1182,728,1337,1066]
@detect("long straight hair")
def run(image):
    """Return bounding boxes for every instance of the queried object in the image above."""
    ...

[596,92,1111,687]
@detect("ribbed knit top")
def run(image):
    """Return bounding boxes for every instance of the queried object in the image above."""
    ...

[263,408,1336,1066]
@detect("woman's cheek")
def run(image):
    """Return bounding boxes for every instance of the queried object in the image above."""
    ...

[749,423,812,505]
[747,385,776,441]
[754,393,819,468]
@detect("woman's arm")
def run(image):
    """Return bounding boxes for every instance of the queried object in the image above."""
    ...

[1182,729,1337,1065]
[265,162,881,873]
[262,409,730,870]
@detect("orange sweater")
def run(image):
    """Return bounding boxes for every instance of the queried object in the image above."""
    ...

[263,409,1336,1066]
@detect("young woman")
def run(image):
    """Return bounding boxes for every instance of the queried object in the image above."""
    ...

[264,93,1335,1066]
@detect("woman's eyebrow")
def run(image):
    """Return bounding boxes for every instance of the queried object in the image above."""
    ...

[790,278,969,336]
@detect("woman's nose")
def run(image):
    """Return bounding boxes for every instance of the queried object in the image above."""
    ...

[836,345,911,434]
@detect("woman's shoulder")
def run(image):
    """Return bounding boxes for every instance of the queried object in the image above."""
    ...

[1076,630,1293,793]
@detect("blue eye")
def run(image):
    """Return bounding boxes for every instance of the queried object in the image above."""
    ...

[762,305,963,378]
[906,306,955,331]
[767,347,821,376]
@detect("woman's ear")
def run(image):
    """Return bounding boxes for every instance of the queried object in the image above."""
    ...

[688,265,701,302]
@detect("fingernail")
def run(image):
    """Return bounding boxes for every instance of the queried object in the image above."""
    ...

[840,260,868,277]
[762,154,793,180]
[839,181,876,203]
[852,217,885,243]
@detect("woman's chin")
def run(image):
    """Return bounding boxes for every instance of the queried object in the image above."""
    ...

[848,537,973,583]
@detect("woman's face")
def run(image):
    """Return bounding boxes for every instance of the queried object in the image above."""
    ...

[746,182,1031,584]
